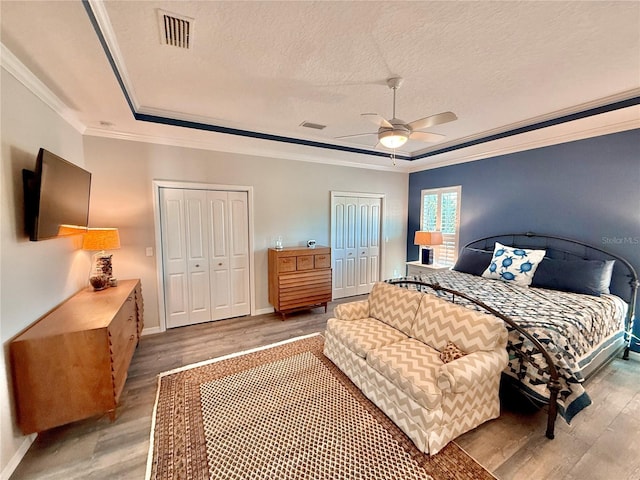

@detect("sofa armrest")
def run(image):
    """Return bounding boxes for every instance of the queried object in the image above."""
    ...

[436,349,508,393]
[333,300,370,321]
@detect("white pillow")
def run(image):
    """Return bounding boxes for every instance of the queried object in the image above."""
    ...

[482,242,546,286]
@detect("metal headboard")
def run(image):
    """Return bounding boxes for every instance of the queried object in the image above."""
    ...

[463,232,638,357]
[463,232,638,304]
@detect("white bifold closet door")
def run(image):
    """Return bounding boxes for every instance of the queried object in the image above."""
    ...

[332,196,381,299]
[160,188,250,328]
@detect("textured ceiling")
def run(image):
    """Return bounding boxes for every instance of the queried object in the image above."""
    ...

[1,0,639,170]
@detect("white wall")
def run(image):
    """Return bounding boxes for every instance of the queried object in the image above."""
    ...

[83,136,409,330]
[0,70,88,477]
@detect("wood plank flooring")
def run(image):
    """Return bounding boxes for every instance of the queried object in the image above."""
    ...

[10,299,640,479]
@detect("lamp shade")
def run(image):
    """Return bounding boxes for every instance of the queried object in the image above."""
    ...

[82,228,121,251]
[414,231,443,246]
[57,224,88,236]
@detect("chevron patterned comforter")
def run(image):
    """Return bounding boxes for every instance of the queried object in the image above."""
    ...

[391,270,628,422]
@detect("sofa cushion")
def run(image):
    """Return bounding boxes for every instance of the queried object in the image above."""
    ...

[412,294,508,353]
[368,282,423,336]
[333,299,370,320]
[439,341,466,364]
[325,317,408,359]
[366,338,443,410]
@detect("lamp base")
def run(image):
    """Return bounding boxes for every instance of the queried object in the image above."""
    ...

[94,253,113,279]
[89,252,114,291]
[421,248,434,265]
[89,275,109,291]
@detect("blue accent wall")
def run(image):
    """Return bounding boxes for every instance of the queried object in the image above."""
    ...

[408,128,640,352]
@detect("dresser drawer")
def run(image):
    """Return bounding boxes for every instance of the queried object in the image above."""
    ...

[108,299,137,366]
[277,256,297,273]
[314,253,331,269]
[112,338,136,402]
[296,255,314,271]
[278,270,332,309]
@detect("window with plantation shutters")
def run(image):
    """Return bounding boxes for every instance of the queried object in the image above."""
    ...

[420,186,461,267]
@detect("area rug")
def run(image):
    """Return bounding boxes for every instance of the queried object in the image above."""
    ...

[146,333,495,480]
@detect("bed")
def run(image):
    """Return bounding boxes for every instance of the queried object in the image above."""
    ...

[388,232,638,439]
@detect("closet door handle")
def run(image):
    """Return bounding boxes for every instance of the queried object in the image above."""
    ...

[195,264,200,268]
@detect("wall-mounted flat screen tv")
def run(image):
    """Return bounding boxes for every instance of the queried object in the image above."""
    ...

[23,148,92,241]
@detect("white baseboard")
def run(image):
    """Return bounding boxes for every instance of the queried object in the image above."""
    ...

[141,326,162,336]
[142,308,277,335]
[255,307,274,316]
[1,433,36,480]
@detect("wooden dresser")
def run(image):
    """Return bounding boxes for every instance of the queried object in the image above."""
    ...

[10,279,144,434]
[268,246,332,318]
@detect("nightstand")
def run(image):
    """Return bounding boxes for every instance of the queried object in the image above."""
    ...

[406,261,450,276]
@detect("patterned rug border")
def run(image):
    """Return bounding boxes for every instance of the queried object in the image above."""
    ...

[144,333,323,480]
[145,333,497,480]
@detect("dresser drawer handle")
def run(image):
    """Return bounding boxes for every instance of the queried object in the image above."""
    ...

[128,316,134,322]
[129,335,136,341]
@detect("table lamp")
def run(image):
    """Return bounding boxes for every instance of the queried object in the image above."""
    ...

[414,231,443,265]
[82,228,121,290]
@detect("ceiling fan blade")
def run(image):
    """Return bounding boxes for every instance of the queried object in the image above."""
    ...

[407,111,457,131]
[361,113,392,129]
[336,132,377,139]
[409,131,445,143]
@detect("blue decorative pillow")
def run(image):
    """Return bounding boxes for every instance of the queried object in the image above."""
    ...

[531,258,615,296]
[482,242,546,286]
[453,248,493,276]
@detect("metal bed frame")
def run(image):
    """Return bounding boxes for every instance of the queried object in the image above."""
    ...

[391,232,638,440]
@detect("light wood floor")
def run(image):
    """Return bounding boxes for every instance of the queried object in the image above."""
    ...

[10,299,640,480]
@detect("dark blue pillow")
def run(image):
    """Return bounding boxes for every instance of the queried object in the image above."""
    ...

[453,248,493,276]
[531,258,615,296]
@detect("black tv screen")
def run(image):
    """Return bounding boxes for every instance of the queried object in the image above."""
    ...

[23,148,91,241]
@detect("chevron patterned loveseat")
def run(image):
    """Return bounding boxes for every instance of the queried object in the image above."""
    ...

[324,281,508,454]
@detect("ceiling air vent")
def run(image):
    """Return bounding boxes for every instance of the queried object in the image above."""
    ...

[157,10,193,49]
[300,121,326,130]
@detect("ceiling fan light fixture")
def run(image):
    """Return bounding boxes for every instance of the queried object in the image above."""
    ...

[379,129,409,149]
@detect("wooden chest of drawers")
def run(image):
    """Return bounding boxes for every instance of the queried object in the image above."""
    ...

[10,279,144,434]
[268,246,332,318]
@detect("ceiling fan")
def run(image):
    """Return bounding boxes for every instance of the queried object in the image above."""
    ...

[338,76,457,149]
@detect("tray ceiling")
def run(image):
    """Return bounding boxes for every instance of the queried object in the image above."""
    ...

[1,1,638,170]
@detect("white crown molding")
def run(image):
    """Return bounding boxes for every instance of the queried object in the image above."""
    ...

[87,0,140,111]
[412,88,640,158]
[408,113,640,173]
[1,43,86,134]
[82,126,409,172]
[136,104,412,156]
